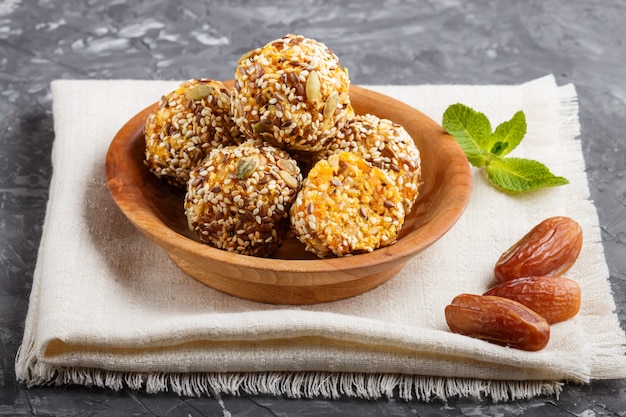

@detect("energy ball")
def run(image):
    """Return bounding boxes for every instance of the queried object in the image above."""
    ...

[315,114,422,213]
[232,34,352,152]
[184,140,302,257]
[144,78,242,188]
[290,152,405,258]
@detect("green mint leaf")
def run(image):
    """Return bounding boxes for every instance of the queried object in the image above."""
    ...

[442,103,492,167]
[442,103,569,194]
[490,111,526,156]
[485,157,569,193]
[490,141,509,156]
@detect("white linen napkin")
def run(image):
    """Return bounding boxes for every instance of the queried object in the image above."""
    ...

[15,75,626,402]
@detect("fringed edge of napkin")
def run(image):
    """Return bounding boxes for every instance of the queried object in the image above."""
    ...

[16,363,564,403]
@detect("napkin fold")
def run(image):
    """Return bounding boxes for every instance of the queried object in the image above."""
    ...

[16,75,626,402]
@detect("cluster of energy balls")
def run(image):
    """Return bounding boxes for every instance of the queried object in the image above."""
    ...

[143,34,422,258]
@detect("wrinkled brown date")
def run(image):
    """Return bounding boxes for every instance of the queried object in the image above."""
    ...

[484,276,581,324]
[445,294,550,351]
[494,216,583,283]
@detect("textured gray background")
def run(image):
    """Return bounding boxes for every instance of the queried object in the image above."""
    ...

[1,0,625,415]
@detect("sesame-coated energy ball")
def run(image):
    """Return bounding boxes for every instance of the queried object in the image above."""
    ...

[290,152,405,258]
[184,140,302,257]
[232,34,352,152]
[144,78,242,188]
[315,114,422,213]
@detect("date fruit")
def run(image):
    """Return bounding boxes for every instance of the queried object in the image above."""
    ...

[494,216,583,283]
[484,276,581,324]
[445,293,550,351]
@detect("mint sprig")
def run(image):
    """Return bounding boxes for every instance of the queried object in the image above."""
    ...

[442,103,568,193]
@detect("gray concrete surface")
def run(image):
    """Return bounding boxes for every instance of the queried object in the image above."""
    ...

[1,1,625,415]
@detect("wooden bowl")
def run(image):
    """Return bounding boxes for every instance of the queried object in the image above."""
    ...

[105,83,472,304]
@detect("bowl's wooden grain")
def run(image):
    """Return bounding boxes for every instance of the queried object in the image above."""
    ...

[105,84,472,304]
